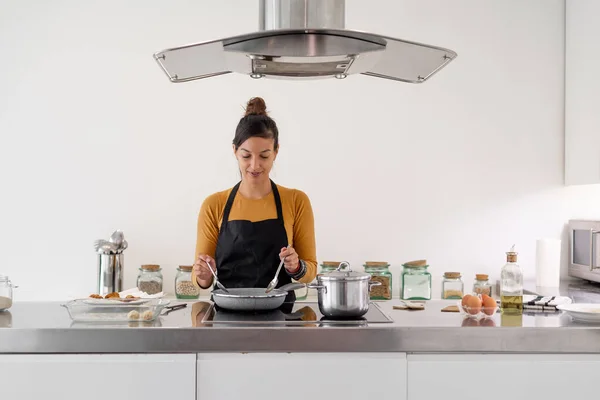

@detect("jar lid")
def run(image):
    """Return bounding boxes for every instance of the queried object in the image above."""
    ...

[321,261,342,267]
[402,259,428,268]
[178,265,193,272]
[318,261,371,282]
[141,264,161,271]
[444,272,461,279]
[365,261,389,267]
[475,274,489,280]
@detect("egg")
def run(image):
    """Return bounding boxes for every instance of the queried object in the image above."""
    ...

[461,294,473,309]
[464,295,482,315]
[481,294,496,315]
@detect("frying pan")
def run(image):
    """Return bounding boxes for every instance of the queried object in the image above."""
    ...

[212,283,305,311]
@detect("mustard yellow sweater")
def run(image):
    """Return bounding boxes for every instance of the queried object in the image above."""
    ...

[193,184,317,286]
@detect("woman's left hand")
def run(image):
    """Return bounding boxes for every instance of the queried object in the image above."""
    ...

[280,246,300,274]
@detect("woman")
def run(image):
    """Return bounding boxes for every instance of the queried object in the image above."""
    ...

[192,97,317,302]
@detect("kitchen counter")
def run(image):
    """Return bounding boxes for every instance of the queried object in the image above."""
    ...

[2,298,600,354]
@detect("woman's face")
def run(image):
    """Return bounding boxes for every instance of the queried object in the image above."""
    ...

[233,136,277,184]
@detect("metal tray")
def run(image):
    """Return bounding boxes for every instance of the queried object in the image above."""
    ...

[61,298,170,322]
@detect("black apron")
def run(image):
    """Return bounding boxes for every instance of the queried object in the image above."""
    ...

[214,180,295,304]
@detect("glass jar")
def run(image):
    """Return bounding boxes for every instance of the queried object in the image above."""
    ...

[175,265,201,299]
[473,274,492,296]
[137,264,163,295]
[320,261,342,274]
[0,275,15,311]
[401,263,431,300]
[363,261,392,300]
[441,272,464,299]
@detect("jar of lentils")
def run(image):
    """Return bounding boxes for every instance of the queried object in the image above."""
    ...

[137,264,163,295]
[175,265,201,299]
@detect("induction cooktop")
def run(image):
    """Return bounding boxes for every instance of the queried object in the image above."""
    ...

[200,301,393,326]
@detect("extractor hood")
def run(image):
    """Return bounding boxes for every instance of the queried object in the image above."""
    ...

[153,0,457,84]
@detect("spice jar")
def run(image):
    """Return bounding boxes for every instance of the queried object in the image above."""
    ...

[175,265,201,299]
[0,275,15,311]
[473,274,492,296]
[320,261,342,274]
[363,261,392,300]
[401,260,431,300]
[137,264,163,295]
[441,272,464,299]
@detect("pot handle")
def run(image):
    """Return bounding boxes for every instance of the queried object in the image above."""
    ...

[369,281,382,291]
[336,261,351,272]
[307,283,327,294]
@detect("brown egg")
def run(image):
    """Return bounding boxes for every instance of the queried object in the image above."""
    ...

[465,295,482,315]
[461,294,473,309]
[481,294,496,315]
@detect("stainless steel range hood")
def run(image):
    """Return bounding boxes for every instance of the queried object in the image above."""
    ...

[153,0,457,84]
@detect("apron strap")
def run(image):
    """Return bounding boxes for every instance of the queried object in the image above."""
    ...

[221,181,241,230]
[270,180,284,224]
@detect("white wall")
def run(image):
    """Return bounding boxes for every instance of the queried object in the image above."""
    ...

[0,0,574,301]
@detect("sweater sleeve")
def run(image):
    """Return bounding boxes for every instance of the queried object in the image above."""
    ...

[291,189,318,283]
[192,194,222,288]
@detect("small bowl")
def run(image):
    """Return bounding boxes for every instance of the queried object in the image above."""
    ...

[457,300,498,319]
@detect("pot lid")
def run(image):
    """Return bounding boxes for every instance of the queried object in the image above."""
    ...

[153,0,457,84]
[318,261,371,281]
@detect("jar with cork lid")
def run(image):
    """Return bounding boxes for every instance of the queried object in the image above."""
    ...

[473,274,492,296]
[363,261,392,300]
[175,265,201,299]
[137,264,163,295]
[320,261,342,274]
[441,272,464,299]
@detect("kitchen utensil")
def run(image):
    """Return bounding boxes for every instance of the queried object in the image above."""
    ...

[212,283,306,311]
[206,261,229,293]
[94,240,118,254]
[109,230,124,248]
[307,261,381,318]
[161,303,187,315]
[97,253,123,296]
[265,244,290,293]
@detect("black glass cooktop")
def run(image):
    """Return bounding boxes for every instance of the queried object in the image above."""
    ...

[200,302,393,326]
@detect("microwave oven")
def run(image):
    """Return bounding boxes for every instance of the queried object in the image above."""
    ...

[568,219,600,282]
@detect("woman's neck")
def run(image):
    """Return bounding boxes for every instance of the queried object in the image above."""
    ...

[238,179,272,200]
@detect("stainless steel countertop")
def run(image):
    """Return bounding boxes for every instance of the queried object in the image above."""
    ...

[2,297,600,354]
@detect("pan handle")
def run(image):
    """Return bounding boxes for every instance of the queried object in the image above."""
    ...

[307,283,327,294]
[278,283,306,292]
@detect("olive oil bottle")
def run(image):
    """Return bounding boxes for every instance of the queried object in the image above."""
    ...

[500,245,523,313]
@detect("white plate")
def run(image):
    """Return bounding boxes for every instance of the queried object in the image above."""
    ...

[556,303,600,322]
[82,298,150,306]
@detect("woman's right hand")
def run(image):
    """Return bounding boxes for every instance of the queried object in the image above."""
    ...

[193,254,217,284]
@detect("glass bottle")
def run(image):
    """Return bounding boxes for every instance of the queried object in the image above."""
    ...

[441,272,464,299]
[473,274,492,296]
[175,265,201,299]
[401,263,431,300]
[363,261,392,300]
[0,275,15,311]
[137,264,163,295]
[500,245,523,313]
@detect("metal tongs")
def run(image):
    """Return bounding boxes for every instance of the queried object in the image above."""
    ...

[161,303,188,315]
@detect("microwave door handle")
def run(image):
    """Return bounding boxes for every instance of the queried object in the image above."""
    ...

[591,230,600,271]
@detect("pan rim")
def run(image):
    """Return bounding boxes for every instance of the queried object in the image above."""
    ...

[212,288,287,299]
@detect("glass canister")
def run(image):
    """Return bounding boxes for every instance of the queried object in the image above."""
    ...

[320,261,342,274]
[441,272,464,299]
[0,275,15,311]
[137,264,163,295]
[363,261,392,300]
[401,261,432,300]
[473,274,492,296]
[175,265,201,299]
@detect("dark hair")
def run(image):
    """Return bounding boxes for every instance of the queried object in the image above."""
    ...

[233,97,279,151]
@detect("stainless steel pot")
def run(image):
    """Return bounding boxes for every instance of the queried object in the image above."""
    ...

[308,261,381,318]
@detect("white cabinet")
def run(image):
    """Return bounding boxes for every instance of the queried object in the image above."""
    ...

[197,353,407,400]
[407,354,600,399]
[565,0,600,185]
[0,354,196,400]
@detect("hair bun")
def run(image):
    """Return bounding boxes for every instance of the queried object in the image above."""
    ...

[244,97,268,116]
